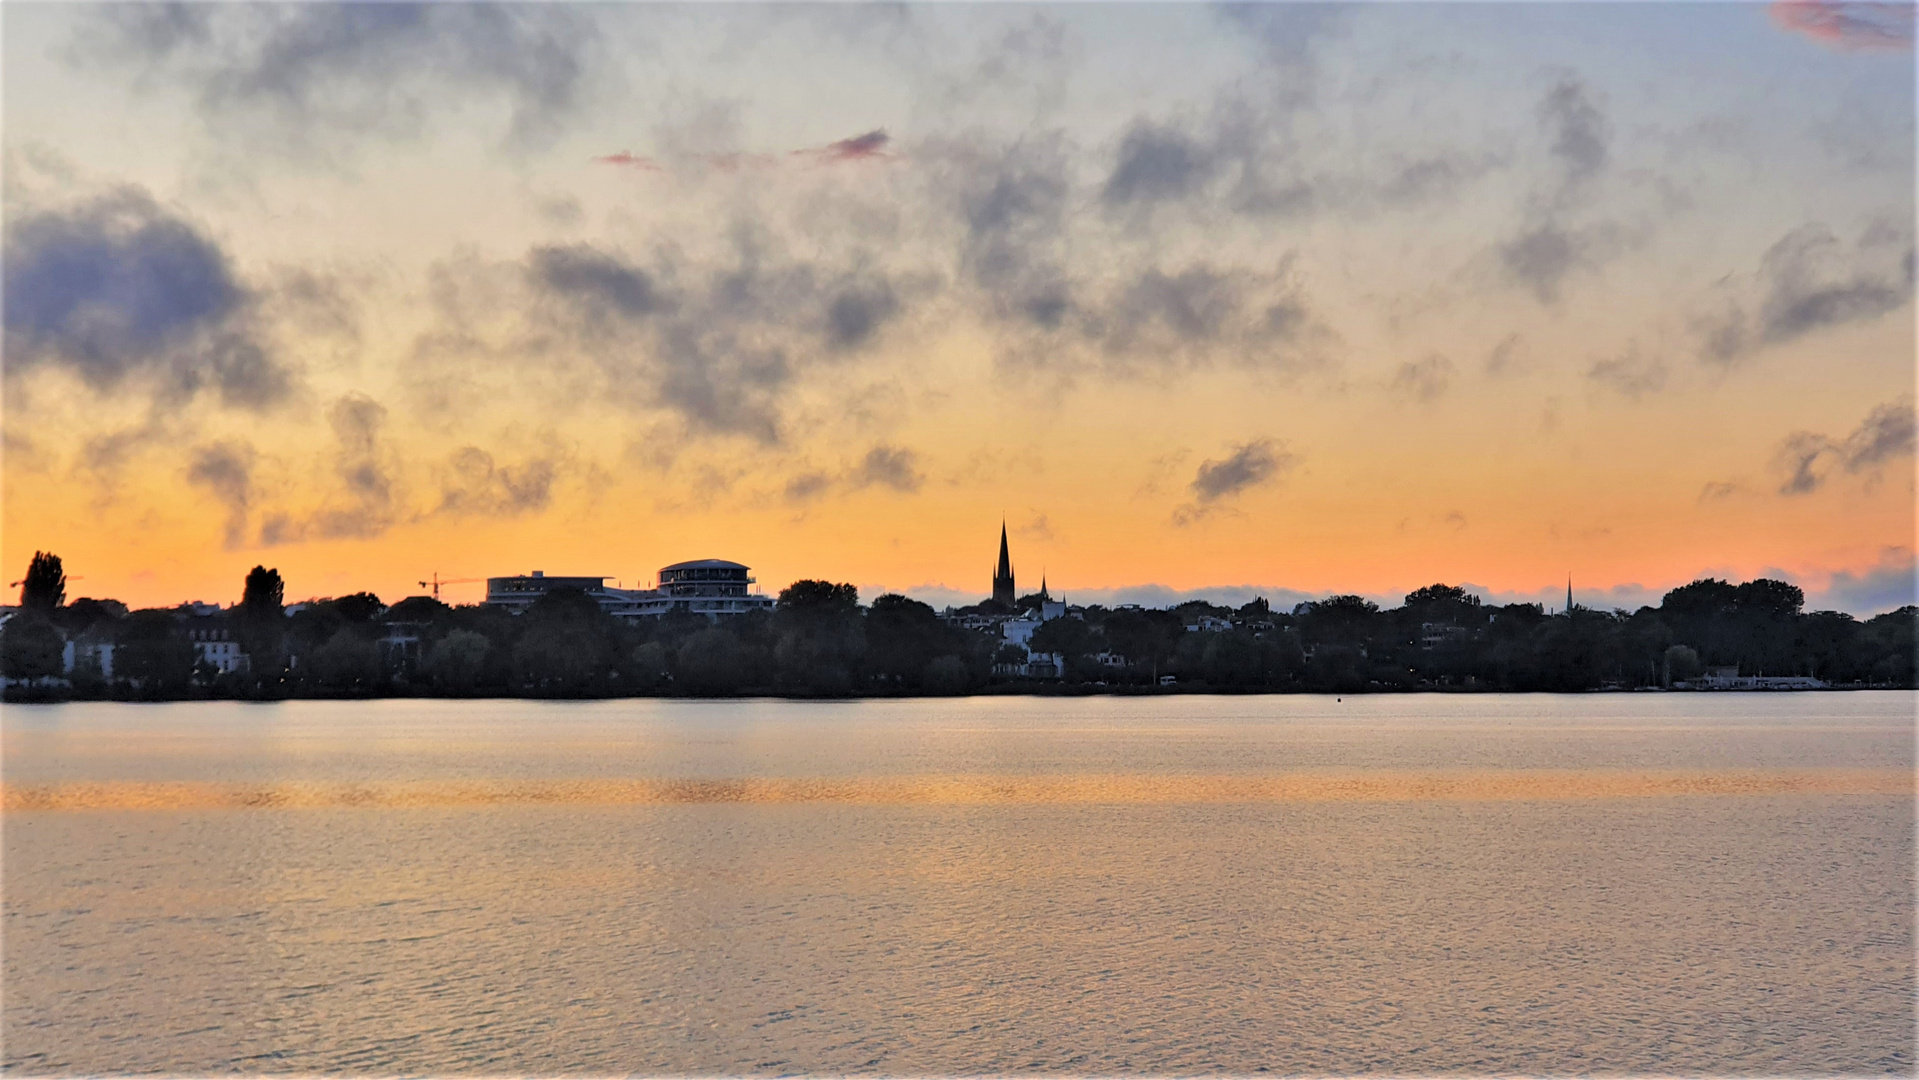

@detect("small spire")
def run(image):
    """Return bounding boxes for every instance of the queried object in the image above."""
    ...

[1566,574,1574,614]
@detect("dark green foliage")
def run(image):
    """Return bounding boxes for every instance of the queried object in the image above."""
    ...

[235,566,286,675]
[865,594,978,690]
[385,596,452,624]
[306,628,382,691]
[423,629,490,693]
[675,627,747,694]
[1029,615,1096,659]
[241,566,284,612]
[19,552,66,611]
[40,572,1907,699]
[2,615,64,679]
[55,597,128,633]
[775,580,865,694]
[331,592,385,622]
[114,611,197,696]
[511,588,618,695]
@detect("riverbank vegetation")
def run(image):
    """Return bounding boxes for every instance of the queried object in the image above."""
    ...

[3,554,1913,701]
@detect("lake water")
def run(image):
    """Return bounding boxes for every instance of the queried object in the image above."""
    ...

[3,693,1913,1076]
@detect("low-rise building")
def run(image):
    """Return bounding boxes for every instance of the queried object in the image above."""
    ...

[183,621,250,674]
[1419,622,1472,650]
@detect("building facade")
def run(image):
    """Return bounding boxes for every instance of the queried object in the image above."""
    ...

[486,562,773,621]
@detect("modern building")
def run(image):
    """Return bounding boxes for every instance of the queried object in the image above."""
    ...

[486,563,773,621]
[651,559,775,617]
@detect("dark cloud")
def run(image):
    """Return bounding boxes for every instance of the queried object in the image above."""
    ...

[436,446,556,517]
[1102,122,1216,206]
[850,445,923,493]
[1540,77,1610,192]
[783,471,832,504]
[311,392,397,539]
[4,188,290,409]
[530,244,668,322]
[1191,439,1295,503]
[1391,354,1454,403]
[512,237,909,441]
[81,3,604,155]
[1701,222,1914,364]
[1771,396,1915,495]
[185,440,255,550]
[1484,334,1525,377]
[1841,397,1917,471]
[1497,78,1619,304]
[802,129,892,162]
[1698,480,1742,502]
[946,135,1076,330]
[825,282,900,350]
[1499,220,1593,304]
[1774,430,1834,495]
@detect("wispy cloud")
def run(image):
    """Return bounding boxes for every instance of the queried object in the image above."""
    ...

[1771,1,1917,51]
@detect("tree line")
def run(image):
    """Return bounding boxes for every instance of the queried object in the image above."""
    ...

[3,552,1913,700]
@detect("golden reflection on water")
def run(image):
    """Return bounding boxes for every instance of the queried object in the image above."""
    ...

[4,769,1908,812]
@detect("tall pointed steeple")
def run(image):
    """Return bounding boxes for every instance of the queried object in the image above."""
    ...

[1566,574,1574,615]
[992,521,1016,605]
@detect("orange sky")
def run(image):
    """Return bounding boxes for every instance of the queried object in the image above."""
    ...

[5,3,1914,613]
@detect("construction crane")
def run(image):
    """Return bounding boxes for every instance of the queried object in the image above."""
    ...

[418,573,482,599]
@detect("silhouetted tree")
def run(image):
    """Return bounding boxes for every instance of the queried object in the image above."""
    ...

[775,580,864,694]
[236,566,286,674]
[2,616,64,680]
[423,629,491,693]
[19,552,65,611]
[675,627,747,694]
[114,611,197,697]
[306,629,382,691]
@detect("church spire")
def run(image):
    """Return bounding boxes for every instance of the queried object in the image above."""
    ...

[992,521,1015,605]
[1566,574,1574,615]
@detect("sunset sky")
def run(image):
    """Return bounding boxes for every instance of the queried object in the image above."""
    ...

[5,2,1914,614]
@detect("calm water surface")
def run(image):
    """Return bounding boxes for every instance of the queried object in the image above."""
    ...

[3,694,1913,1075]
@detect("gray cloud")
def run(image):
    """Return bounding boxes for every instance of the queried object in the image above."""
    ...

[783,471,833,504]
[1484,333,1526,377]
[515,237,912,442]
[81,3,605,156]
[185,440,255,549]
[3,187,290,409]
[1103,121,1217,206]
[1587,346,1668,400]
[1701,222,1915,364]
[1499,220,1593,304]
[850,445,923,493]
[945,134,1077,331]
[1771,396,1916,495]
[1774,431,1833,495]
[1841,397,1917,472]
[1391,354,1454,403]
[437,446,556,518]
[1498,78,1619,304]
[1191,439,1295,503]
[1541,77,1610,193]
